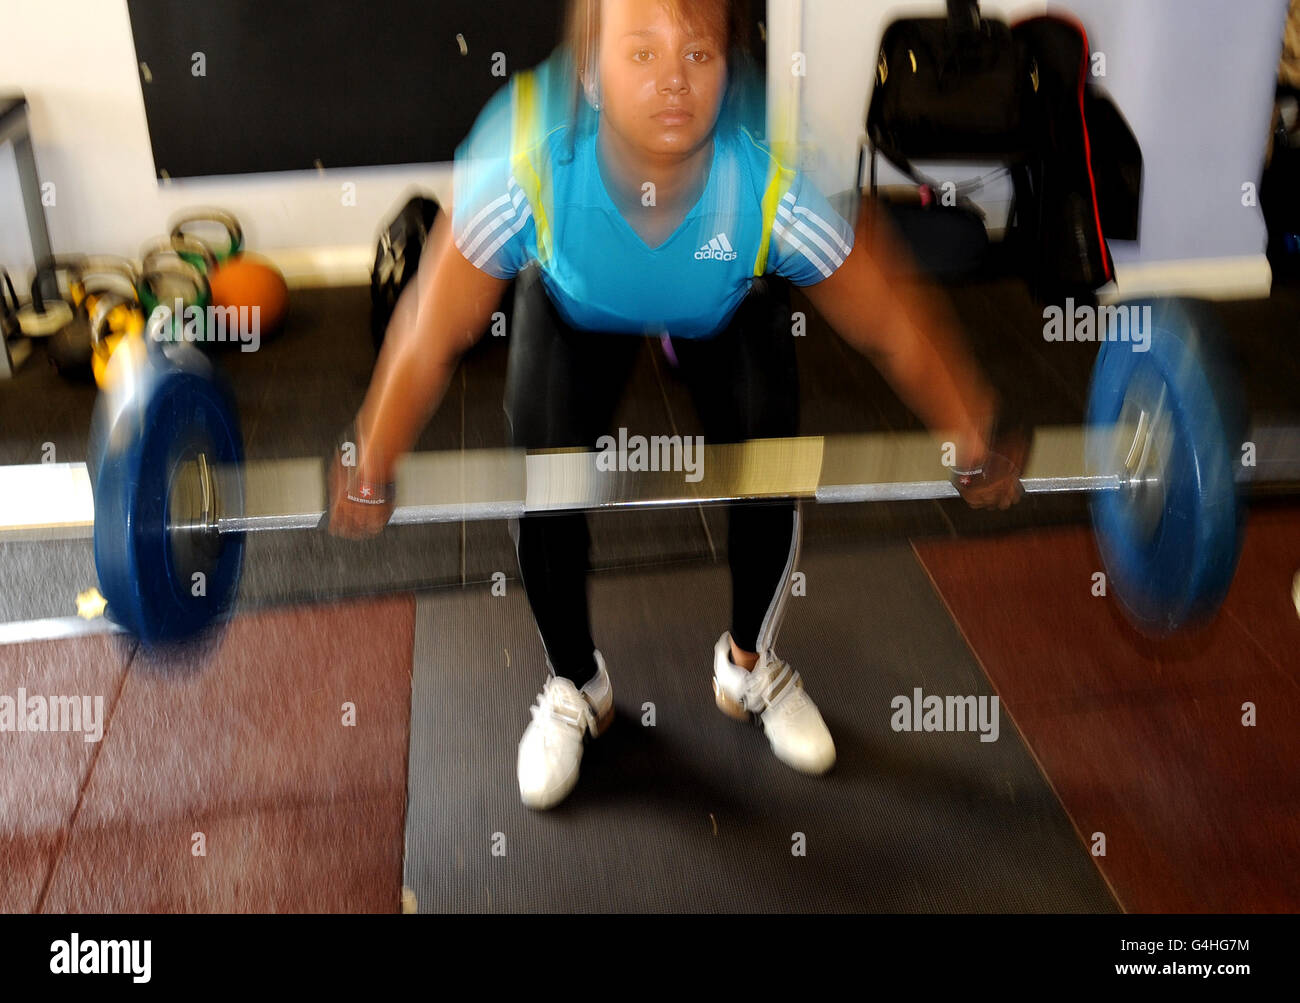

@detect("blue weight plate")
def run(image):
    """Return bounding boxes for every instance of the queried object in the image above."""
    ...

[91,339,244,644]
[1086,298,1245,636]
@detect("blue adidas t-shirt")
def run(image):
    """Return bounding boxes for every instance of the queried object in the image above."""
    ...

[452,52,855,339]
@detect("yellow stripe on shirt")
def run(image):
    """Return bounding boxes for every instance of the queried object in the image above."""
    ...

[510,70,555,266]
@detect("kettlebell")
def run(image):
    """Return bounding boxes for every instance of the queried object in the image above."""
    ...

[1,269,20,342]
[20,257,80,341]
[1,268,32,372]
[89,290,147,389]
[41,259,93,381]
[138,239,214,344]
[48,257,143,382]
[170,207,288,340]
[170,208,243,267]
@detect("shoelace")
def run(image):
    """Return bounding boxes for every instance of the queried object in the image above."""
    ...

[529,681,589,745]
[747,656,805,714]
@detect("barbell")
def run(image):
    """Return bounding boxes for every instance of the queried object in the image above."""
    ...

[0,297,1285,645]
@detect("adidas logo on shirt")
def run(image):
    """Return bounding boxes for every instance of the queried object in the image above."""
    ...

[694,233,738,261]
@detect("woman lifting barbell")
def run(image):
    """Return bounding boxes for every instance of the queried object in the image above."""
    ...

[328,0,1028,810]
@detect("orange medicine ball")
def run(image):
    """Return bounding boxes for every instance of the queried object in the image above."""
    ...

[208,254,289,336]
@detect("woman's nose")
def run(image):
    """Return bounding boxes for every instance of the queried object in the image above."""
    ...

[657,54,689,93]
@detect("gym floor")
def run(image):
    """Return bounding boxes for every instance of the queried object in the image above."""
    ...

[1,271,1298,912]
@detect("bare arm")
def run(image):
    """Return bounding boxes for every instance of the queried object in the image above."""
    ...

[355,206,511,483]
[802,201,998,468]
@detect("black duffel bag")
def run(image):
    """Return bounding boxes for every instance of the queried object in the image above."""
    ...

[867,0,1033,165]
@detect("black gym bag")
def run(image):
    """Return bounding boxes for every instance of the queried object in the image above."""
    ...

[1007,14,1125,300]
[867,0,1032,164]
[1083,87,1142,243]
[864,2,1143,300]
[370,192,441,354]
[864,0,1031,281]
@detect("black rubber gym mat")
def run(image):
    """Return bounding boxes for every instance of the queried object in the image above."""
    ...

[401,537,1119,913]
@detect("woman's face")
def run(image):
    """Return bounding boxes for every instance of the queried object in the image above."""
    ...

[595,0,728,160]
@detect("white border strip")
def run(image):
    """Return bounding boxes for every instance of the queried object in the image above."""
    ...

[1097,254,1273,303]
[258,246,375,289]
[0,615,127,646]
[249,247,1277,302]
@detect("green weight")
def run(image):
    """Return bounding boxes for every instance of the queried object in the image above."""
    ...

[136,245,211,343]
[169,209,244,268]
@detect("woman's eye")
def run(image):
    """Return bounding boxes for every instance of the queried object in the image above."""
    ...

[686,50,710,63]
[633,48,654,62]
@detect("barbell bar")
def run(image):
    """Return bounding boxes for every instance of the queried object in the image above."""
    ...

[1,296,1274,644]
[0,426,1138,541]
[5,423,1294,543]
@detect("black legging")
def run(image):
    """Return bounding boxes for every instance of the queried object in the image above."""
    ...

[504,264,802,687]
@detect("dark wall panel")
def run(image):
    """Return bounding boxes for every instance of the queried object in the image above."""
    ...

[126,0,566,178]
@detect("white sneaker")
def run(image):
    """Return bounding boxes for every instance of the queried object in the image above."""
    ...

[711,632,835,775]
[517,650,614,810]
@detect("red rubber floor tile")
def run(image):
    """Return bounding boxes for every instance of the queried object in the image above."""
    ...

[32,595,415,913]
[1006,675,1300,912]
[74,595,415,830]
[1,833,60,914]
[914,507,1300,912]
[0,634,132,911]
[1217,506,1300,674]
[41,794,404,913]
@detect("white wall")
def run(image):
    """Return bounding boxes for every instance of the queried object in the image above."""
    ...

[1060,0,1290,271]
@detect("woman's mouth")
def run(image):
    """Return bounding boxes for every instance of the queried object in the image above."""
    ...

[653,109,693,125]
